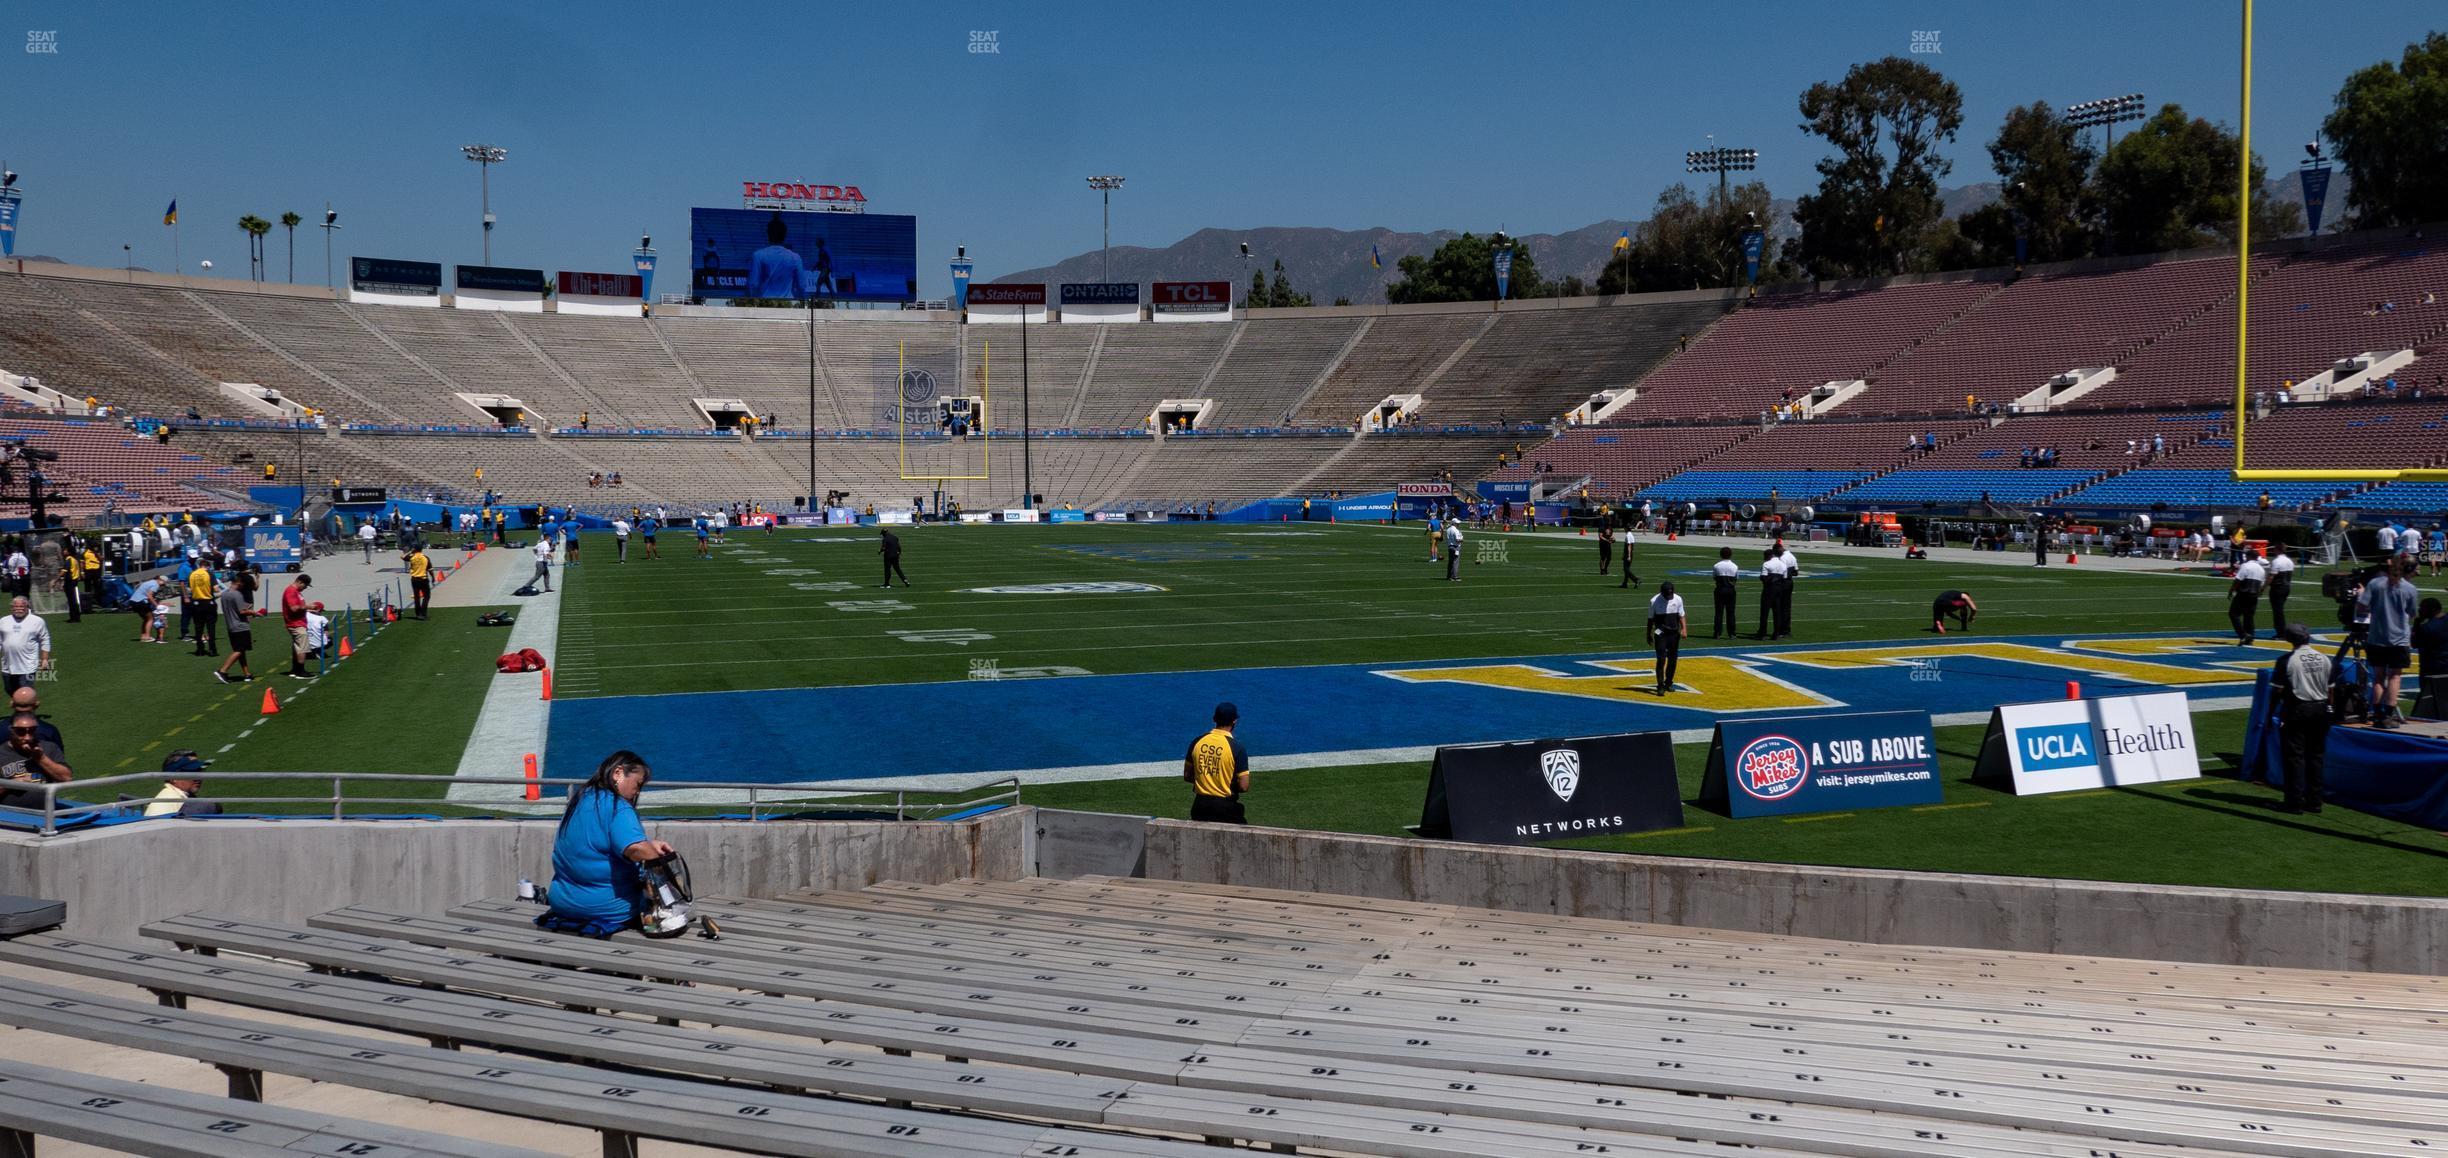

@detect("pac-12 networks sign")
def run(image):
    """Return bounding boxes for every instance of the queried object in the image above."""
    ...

[1152,281,1231,313]
[741,181,866,212]
[1697,710,1943,818]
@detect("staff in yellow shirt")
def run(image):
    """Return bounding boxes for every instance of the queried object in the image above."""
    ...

[60,543,85,623]
[186,562,219,657]
[405,545,432,621]
[1182,702,1251,825]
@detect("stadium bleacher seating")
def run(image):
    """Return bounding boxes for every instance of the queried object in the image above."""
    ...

[2331,480,2448,512]
[1839,468,2101,506]
[1616,280,1995,421]
[1636,469,1870,503]
[2056,469,2351,510]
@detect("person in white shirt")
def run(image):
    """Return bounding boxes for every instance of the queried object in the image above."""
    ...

[1755,547,1789,639]
[303,609,331,658]
[1442,522,1464,582]
[357,521,378,562]
[0,549,25,600]
[1771,542,1800,637]
[530,537,555,593]
[1647,581,1687,694]
[2377,524,2399,556]
[2229,551,2269,644]
[0,597,50,694]
[2266,544,2297,627]
[1615,524,1641,590]
[611,517,632,563]
[1709,547,1741,638]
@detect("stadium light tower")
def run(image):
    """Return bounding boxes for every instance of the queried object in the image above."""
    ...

[1684,141,1758,200]
[461,144,508,264]
[1086,175,1124,281]
[318,204,340,290]
[2065,94,2145,254]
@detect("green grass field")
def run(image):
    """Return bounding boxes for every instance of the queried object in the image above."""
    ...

[29,520,2448,897]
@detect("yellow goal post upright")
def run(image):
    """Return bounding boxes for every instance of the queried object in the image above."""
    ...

[893,338,990,483]
[2230,0,2448,484]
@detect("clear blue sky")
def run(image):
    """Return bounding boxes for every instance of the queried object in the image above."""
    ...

[2,2,2435,296]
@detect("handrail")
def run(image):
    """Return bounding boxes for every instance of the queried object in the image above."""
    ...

[5,770,1023,836]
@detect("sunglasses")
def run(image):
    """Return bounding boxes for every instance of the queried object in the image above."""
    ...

[8,726,38,736]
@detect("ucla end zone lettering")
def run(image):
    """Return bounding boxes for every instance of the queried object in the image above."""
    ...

[1699,710,1943,818]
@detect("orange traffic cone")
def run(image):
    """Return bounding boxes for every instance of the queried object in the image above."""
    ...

[523,752,540,802]
[540,668,553,702]
[260,687,280,715]
[386,606,399,623]
[2066,553,2078,565]
[337,635,353,659]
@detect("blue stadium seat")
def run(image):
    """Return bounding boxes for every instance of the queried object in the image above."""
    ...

[2056,470,2343,509]
[1636,470,1870,502]
[1840,469,2102,505]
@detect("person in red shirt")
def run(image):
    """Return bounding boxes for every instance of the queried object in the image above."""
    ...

[281,574,325,680]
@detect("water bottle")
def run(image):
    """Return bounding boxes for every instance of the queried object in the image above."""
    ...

[516,877,536,902]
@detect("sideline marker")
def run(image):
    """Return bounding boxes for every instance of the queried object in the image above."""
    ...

[523,752,540,802]
[540,668,553,701]
[338,635,352,659]
[260,688,280,715]
[2066,680,2082,700]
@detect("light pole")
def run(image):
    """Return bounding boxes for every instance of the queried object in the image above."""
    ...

[122,244,132,281]
[1236,241,1253,307]
[1684,142,1758,201]
[2066,94,2144,253]
[461,144,507,264]
[318,204,340,290]
[1085,175,1124,281]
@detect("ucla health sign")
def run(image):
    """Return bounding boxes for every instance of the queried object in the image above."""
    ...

[1698,710,1943,818]
[1973,691,2199,796]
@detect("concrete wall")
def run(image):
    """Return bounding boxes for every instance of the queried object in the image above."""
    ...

[0,809,1028,937]
[1134,819,2448,975]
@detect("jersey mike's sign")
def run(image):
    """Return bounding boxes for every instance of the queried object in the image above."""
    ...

[1698,710,1944,818]
[1416,730,1683,845]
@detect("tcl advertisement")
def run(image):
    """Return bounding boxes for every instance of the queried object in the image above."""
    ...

[1151,281,1231,312]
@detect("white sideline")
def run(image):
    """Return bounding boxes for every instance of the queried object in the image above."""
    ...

[446,561,559,809]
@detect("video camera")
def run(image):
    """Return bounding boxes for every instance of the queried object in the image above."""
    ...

[2320,564,2385,603]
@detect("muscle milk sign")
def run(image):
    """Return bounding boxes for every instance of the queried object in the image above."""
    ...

[1973,691,2200,796]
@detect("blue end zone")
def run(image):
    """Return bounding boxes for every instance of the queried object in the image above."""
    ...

[545,633,2279,787]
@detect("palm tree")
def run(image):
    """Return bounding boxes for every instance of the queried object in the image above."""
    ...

[237,215,272,281]
[280,211,302,283]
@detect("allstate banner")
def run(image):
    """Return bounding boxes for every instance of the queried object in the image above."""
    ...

[1697,710,1942,818]
[1972,691,2200,796]
[1741,229,1765,285]
[2300,165,2332,237]
[0,190,19,257]
[1416,731,1684,845]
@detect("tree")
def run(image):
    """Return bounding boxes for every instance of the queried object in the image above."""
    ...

[1790,56,1964,279]
[1384,232,1547,304]
[1254,259,1313,309]
[1955,101,2100,267]
[1599,180,1795,294]
[2323,32,2448,230]
[2092,105,2297,255]
[237,215,273,281]
[280,211,303,283]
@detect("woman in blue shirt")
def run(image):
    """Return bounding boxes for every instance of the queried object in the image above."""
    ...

[541,751,673,936]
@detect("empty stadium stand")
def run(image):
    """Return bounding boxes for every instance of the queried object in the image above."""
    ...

[1,872,2438,1157]
[1616,279,1996,421]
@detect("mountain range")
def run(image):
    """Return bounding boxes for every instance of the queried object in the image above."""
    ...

[993,175,2346,306]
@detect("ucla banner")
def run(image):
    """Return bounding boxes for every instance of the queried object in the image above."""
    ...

[2299,164,2333,237]
[1741,229,1765,285]
[1973,691,2200,796]
[949,259,973,311]
[1418,730,1684,845]
[633,248,657,302]
[1698,710,1942,818]
[0,189,20,257]
[1492,246,1512,301]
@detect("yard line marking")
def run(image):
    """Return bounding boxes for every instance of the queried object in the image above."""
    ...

[1912,801,1993,812]
[164,726,184,737]
[217,744,237,754]
[1782,813,1854,824]
[185,714,203,723]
